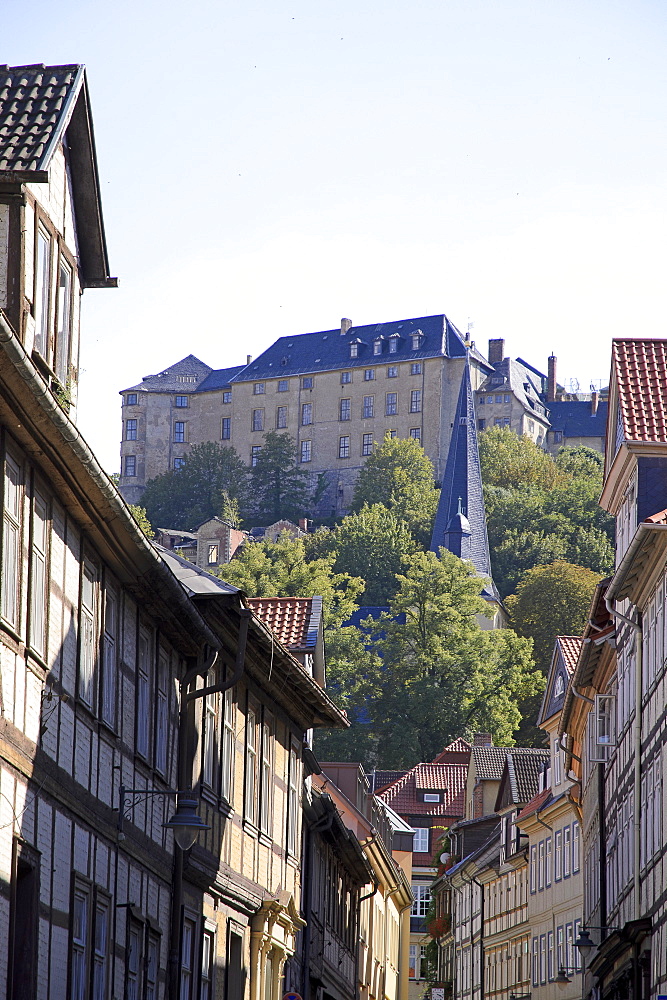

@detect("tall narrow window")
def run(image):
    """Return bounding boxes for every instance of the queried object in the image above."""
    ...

[71,884,90,1000]
[410,389,422,412]
[222,687,235,802]
[300,441,312,462]
[221,417,231,440]
[126,919,142,1000]
[9,841,40,1000]
[92,894,110,1000]
[2,454,21,628]
[155,653,169,775]
[124,455,136,477]
[79,561,98,708]
[29,491,48,657]
[339,436,350,459]
[203,667,219,789]
[251,446,262,467]
[563,825,571,876]
[174,421,186,442]
[146,933,160,1000]
[363,395,374,418]
[276,406,287,429]
[554,830,562,880]
[260,715,273,834]
[245,706,257,824]
[34,229,51,358]
[287,745,299,855]
[201,929,215,1000]
[180,916,195,999]
[101,589,117,728]
[385,392,397,416]
[252,409,264,432]
[55,260,72,383]
[339,398,351,421]
[301,403,312,426]
[125,419,138,441]
[362,434,373,456]
[136,630,151,759]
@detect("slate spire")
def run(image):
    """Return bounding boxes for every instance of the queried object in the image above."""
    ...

[430,353,497,598]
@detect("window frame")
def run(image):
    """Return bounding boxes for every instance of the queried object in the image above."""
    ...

[363,395,374,418]
[28,486,49,659]
[79,558,99,710]
[276,405,288,429]
[410,389,422,413]
[339,436,350,459]
[251,408,264,432]
[124,455,136,477]
[300,440,312,463]
[175,395,189,408]
[136,628,152,761]
[362,433,373,457]
[221,417,231,440]
[173,421,186,443]
[125,419,138,441]
[385,392,397,416]
[339,398,351,421]
[301,402,313,426]
[244,701,258,826]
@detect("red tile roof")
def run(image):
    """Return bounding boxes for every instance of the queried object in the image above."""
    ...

[645,508,667,524]
[613,339,667,443]
[432,738,472,763]
[556,636,583,674]
[516,786,551,822]
[247,597,320,650]
[377,762,467,818]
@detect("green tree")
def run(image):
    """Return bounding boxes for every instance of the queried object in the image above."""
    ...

[330,504,419,606]
[249,432,312,523]
[140,442,249,529]
[314,549,543,768]
[129,504,154,538]
[350,436,440,544]
[479,427,564,490]
[218,532,363,629]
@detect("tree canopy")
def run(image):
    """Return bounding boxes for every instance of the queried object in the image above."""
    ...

[479,430,613,595]
[350,436,439,544]
[248,431,313,524]
[140,441,249,530]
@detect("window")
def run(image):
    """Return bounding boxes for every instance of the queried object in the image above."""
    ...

[245,706,258,824]
[339,436,350,459]
[363,395,374,418]
[251,446,262,467]
[100,589,117,728]
[155,653,168,775]
[2,455,22,628]
[553,430,563,443]
[126,393,138,405]
[34,228,51,358]
[411,884,430,917]
[386,429,397,439]
[341,371,351,384]
[385,392,397,416]
[222,687,235,801]
[9,841,40,999]
[180,916,196,1000]
[531,937,539,987]
[410,362,422,375]
[300,440,312,462]
[573,920,582,971]
[223,390,232,403]
[557,926,564,973]
[364,369,375,381]
[545,835,552,887]
[253,383,265,394]
[409,945,418,980]
[479,395,485,405]
[362,434,373,456]
[221,417,231,440]
[538,839,545,890]
[175,395,188,408]
[146,932,160,1000]
[496,395,503,404]
[124,455,136,477]
[136,630,151,759]
[174,421,186,442]
[174,457,186,470]
[252,409,264,431]
[260,715,273,834]
[387,365,398,377]
[572,821,580,872]
[410,390,422,412]
[554,830,562,880]
[554,738,563,785]
[54,259,73,382]
[478,419,486,430]
[278,379,288,391]
[125,419,137,440]
[389,337,399,354]
[71,885,90,999]
[410,428,421,440]
[276,406,287,429]
[373,339,382,355]
[79,561,98,708]
[301,402,312,426]
[563,825,571,877]
[70,881,111,1000]
[411,332,422,350]
[302,376,313,389]
[203,667,219,789]
[92,894,110,1000]
[505,394,511,403]
[201,929,215,1000]
[207,543,219,565]
[29,491,48,657]
[339,398,351,421]
[287,745,299,855]
[547,930,554,981]
[350,343,359,359]
[413,828,429,853]
[530,845,537,892]
[565,924,574,973]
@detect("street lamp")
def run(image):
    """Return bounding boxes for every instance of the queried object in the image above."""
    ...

[555,968,579,988]
[118,786,210,851]
[574,925,621,962]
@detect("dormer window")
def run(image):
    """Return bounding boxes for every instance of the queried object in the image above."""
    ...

[411,330,423,350]
[373,338,383,356]
[423,792,441,803]
[389,334,400,354]
[350,342,359,359]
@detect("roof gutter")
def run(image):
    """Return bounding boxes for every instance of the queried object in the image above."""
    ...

[0,310,218,652]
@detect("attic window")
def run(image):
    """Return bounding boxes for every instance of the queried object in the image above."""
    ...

[373,338,383,356]
[350,342,359,358]
[411,331,423,350]
[554,674,565,697]
[177,376,197,383]
[422,792,442,803]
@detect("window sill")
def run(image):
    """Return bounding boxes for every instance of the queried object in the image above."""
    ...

[0,620,23,650]
[259,831,272,849]
[243,818,258,837]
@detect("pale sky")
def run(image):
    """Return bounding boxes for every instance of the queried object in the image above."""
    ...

[4,0,667,472]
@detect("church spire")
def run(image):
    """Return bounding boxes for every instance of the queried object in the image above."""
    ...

[430,356,497,598]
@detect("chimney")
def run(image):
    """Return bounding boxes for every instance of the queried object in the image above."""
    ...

[341,318,352,335]
[246,354,253,365]
[473,733,493,747]
[591,390,599,415]
[487,339,505,366]
[547,355,557,402]
[299,517,309,532]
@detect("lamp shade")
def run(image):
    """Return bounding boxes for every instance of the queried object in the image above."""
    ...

[164,797,210,851]
[575,927,595,958]
[555,969,571,988]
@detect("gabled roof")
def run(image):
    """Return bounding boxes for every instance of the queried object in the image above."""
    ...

[472,744,547,781]
[196,364,247,392]
[611,339,667,443]
[516,786,552,822]
[155,544,239,597]
[229,314,491,381]
[376,761,467,818]
[496,750,550,810]
[122,354,214,394]
[430,356,497,599]
[0,64,115,287]
[557,635,584,671]
[246,596,322,652]
[538,636,583,726]
[478,357,549,423]
[432,738,472,764]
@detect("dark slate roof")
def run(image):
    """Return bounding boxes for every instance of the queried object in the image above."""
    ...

[478,357,549,422]
[0,63,114,287]
[230,314,491,381]
[430,356,497,599]
[498,750,550,809]
[197,365,247,392]
[472,745,547,781]
[346,606,390,628]
[538,636,582,725]
[370,770,407,792]
[548,399,608,439]
[122,355,213,393]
